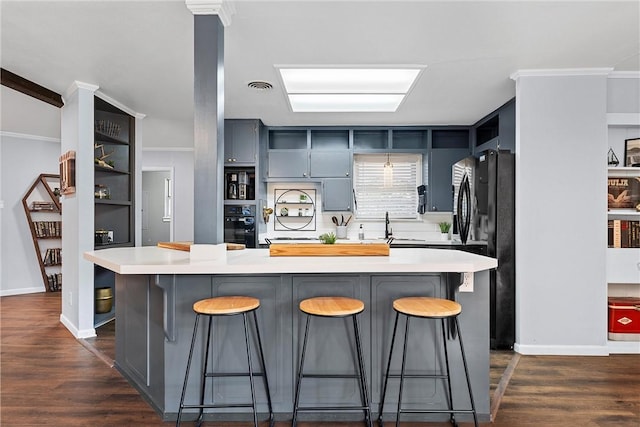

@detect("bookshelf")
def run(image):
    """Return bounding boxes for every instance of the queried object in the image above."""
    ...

[607,166,640,353]
[21,174,62,292]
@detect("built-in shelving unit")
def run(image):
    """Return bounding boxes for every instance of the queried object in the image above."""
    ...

[22,174,62,292]
[607,167,640,353]
[93,96,135,327]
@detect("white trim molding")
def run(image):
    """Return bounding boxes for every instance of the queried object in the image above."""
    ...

[63,81,99,102]
[514,343,609,356]
[95,90,146,119]
[607,113,640,126]
[0,286,44,297]
[510,68,614,81]
[608,71,640,79]
[0,131,60,143]
[185,0,235,26]
[60,313,96,339]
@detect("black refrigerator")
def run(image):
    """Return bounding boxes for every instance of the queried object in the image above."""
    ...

[453,149,515,350]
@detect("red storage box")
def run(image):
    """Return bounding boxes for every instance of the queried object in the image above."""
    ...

[608,297,640,341]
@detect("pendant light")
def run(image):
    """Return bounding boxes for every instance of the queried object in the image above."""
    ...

[383,153,393,188]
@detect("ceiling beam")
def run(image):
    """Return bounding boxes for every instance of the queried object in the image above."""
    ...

[1,68,64,108]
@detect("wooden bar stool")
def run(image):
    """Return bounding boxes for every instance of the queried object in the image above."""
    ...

[176,296,274,427]
[378,297,478,427]
[292,296,372,427]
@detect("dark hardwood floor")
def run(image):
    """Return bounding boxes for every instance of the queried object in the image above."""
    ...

[2,292,639,426]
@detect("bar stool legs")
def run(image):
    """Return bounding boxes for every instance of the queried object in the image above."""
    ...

[176,297,274,427]
[378,297,478,427]
[292,297,372,427]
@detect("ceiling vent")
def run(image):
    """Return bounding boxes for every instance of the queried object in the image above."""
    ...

[247,80,273,90]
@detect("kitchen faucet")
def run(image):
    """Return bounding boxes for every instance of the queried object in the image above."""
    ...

[385,211,392,239]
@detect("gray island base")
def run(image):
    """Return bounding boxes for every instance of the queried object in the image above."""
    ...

[84,246,496,423]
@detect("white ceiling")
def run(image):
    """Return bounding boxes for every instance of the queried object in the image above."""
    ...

[2,1,639,130]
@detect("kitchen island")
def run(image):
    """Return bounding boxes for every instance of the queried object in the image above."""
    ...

[84,246,497,423]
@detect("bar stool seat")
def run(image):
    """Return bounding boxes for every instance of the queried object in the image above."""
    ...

[379,296,478,427]
[299,296,364,317]
[293,296,372,427]
[393,296,461,318]
[176,296,274,427]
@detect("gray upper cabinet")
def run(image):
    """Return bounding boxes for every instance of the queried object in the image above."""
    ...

[429,129,471,212]
[224,119,258,164]
[310,151,350,178]
[473,98,515,154]
[268,150,309,178]
[322,178,352,211]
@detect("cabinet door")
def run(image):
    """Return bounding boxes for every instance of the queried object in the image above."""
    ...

[292,275,369,408]
[429,148,469,212]
[268,151,308,178]
[322,178,352,211]
[310,151,351,178]
[225,119,257,164]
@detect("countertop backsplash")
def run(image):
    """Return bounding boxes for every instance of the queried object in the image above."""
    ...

[260,182,453,243]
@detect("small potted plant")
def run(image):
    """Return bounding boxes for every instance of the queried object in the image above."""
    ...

[319,232,337,244]
[438,222,451,241]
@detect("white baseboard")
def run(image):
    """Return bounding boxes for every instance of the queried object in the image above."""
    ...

[514,343,609,356]
[59,313,96,339]
[0,286,45,297]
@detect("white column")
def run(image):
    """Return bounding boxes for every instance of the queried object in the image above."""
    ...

[60,81,99,338]
[511,69,610,355]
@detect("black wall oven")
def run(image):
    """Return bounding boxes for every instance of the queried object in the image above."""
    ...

[224,205,256,248]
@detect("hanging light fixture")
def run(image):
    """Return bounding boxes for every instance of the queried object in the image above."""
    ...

[383,153,393,188]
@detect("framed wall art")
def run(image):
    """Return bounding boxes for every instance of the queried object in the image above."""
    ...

[624,138,640,167]
[59,150,76,195]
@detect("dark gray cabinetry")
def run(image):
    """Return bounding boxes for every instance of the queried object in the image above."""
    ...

[473,98,515,154]
[429,129,471,212]
[268,150,309,178]
[94,96,135,327]
[370,275,442,408]
[322,178,352,211]
[291,275,370,411]
[309,151,350,177]
[224,119,258,164]
[114,270,490,421]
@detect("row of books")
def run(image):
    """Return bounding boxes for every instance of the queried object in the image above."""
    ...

[47,273,62,292]
[608,220,640,248]
[43,248,61,266]
[30,201,57,211]
[33,221,61,238]
[608,176,640,209]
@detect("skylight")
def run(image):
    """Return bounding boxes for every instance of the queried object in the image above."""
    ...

[278,68,422,113]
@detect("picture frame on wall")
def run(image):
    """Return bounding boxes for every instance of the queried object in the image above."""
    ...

[624,138,640,167]
[59,150,76,195]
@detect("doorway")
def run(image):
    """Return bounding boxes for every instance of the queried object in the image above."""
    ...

[141,168,173,246]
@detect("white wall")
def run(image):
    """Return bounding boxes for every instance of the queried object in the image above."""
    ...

[513,70,609,355]
[141,149,194,242]
[0,86,61,296]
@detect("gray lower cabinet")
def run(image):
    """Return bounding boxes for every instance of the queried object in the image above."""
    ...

[322,178,352,211]
[114,271,490,423]
[291,275,369,420]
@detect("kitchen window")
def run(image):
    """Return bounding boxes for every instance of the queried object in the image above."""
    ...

[353,153,421,220]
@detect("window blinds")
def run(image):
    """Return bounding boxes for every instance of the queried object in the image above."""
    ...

[353,153,421,219]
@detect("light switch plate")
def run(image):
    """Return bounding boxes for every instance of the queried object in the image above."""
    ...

[459,272,474,292]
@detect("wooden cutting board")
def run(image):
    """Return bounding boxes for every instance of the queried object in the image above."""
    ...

[157,242,245,251]
[269,243,389,257]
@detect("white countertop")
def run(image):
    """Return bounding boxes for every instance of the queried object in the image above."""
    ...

[84,246,497,275]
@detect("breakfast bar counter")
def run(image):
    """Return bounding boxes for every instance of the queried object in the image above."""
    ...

[84,246,497,423]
